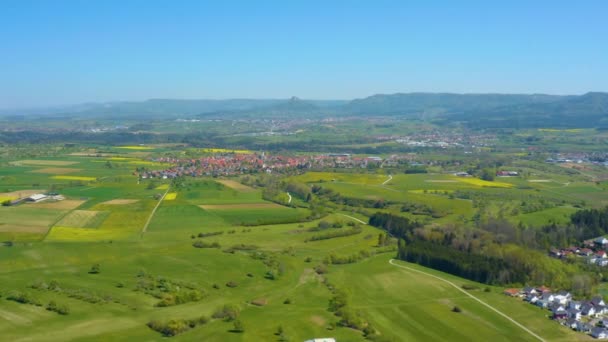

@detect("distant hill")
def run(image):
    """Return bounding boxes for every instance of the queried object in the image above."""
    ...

[3,92,607,128]
[444,92,608,128]
[343,92,566,117]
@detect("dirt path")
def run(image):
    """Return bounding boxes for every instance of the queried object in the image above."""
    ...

[287,192,292,204]
[141,187,170,235]
[339,213,366,225]
[388,259,545,342]
[382,174,393,185]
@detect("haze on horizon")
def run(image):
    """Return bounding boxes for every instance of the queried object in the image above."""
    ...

[1,0,607,109]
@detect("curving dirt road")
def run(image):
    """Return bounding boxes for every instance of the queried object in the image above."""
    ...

[388,259,545,342]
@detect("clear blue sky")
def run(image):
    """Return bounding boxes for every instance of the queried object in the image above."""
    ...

[1,1,607,108]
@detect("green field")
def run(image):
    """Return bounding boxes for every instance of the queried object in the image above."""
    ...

[0,149,603,341]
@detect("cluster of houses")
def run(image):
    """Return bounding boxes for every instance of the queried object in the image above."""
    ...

[137,152,398,179]
[496,170,519,177]
[504,286,608,338]
[549,237,608,268]
[393,132,496,149]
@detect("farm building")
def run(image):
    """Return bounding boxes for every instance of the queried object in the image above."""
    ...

[26,194,49,203]
[304,339,336,342]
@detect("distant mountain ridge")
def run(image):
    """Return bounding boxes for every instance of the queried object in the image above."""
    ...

[2,92,607,128]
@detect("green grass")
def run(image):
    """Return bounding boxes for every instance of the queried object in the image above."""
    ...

[202,207,310,226]
[0,155,596,341]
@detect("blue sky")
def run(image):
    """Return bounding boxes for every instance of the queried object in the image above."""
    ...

[1,1,607,108]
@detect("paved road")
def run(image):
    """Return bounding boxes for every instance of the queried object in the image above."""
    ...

[388,259,545,342]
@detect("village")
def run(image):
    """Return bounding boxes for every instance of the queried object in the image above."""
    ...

[504,285,608,339]
[137,152,415,179]
[549,237,608,268]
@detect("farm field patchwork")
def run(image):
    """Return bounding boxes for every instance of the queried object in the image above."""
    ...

[30,167,81,174]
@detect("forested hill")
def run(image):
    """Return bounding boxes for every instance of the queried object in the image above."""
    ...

[345,92,608,128]
[3,92,608,128]
[343,92,566,116]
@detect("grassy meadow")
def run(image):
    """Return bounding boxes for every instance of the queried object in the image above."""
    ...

[0,150,604,341]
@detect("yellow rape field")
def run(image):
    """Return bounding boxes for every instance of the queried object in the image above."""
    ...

[52,175,97,181]
[453,177,513,188]
[165,192,177,200]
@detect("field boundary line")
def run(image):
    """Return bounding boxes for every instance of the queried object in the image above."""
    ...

[42,202,87,241]
[141,187,170,235]
[388,259,545,342]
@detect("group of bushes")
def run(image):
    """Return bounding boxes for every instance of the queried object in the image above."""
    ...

[156,290,204,307]
[6,291,69,315]
[327,288,380,339]
[196,231,224,238]
[135,272,205,307]
[306,226,362,242]
[30,279,111,304]
[223,244,258,253]
[147,316,209,337]
[192,240,221,249]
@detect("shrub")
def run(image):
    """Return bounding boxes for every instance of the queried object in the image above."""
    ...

[232,319,244,333]
[225,281,238,288]
[192,240,221,248]
[452,306,462,313]
[6,291,42,306]
[212,304,240,321]
[88,263,100,274]
[46,300,70,315]
[314,264,328,274]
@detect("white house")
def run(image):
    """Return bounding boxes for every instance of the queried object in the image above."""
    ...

[591,327,608,339]
[554,291,572,305]
[582,304,596,317]
[595,237,608,247]
[26,194,48,203]
[305,339,336,342]
[567,309,581,321]
[568,301,582,310]
[592,297,607,307]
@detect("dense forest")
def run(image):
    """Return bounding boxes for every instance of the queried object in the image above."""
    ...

[369,212,600,291]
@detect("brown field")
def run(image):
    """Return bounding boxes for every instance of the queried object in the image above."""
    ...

[101,199,139,205]
[31,167,81,174]
[0,189,41,199]
[199,203,283,210]
[27,200,86,210]
[216,179,255,192]
[0,224,48,233]
[10,160,78,166]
